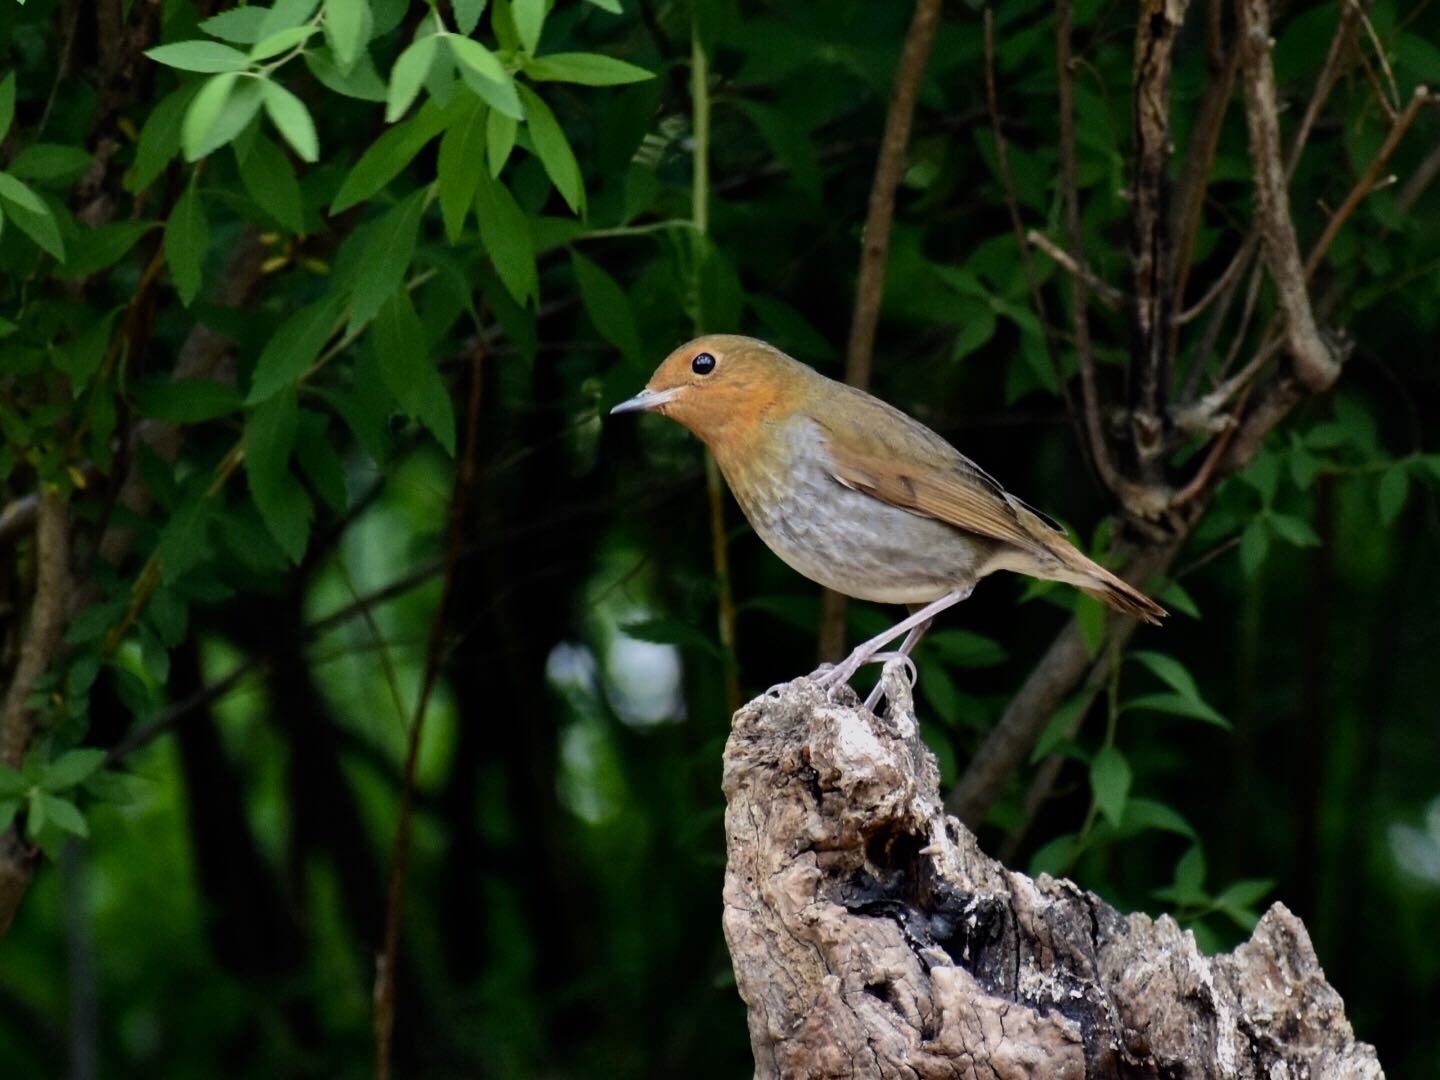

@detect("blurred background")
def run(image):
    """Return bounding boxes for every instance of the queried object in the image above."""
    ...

[1,0,1438,1076]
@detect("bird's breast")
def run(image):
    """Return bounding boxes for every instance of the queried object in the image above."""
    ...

[717,418,994,605]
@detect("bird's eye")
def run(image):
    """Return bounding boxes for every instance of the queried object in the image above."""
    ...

[691,352,717,376]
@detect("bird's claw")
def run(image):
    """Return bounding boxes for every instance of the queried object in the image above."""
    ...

[863,653,918,712]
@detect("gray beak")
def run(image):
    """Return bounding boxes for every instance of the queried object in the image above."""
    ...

[609,387,678,415]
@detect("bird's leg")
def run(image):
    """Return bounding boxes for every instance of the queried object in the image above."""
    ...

[812,585,973,697]
[863,616,931,712]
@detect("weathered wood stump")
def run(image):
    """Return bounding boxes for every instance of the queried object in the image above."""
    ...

[721,665,1382,1079]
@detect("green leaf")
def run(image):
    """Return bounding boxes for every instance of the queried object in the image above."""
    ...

[157,495,210,583]
[248,294,345,403]
[1378,464,1409,525]
[486,108,517,176]
[0,764,28,799]
[0,72,15,142]
[923,628,1007,668]
[518,85,583,212]
[330,102,449,212]
[1157,580,1200,619]
[349,188,426,328]
[584,0,621,12]
[324,0,373,70]
[35,792,88,838]
[1027,833,1077,879]
[1162,844,1209,905]
[1121,797,1197,839]
[0,799,19,833]
[619,618,723,659]
[60,221,158,277]
[1242,451,1281,506]
[147,588,189,647]
[53,309,119,388]
[1130,651,1202,701]
[146,41,252,72]
[40,749,107,793]
[1214,878,1274,912]
[453,0,487,33]
[259,0,322,37]
[306,45,388,101]
[245,389,312,562]
[1074,591,1105,656]
[134,378,242,422]
[448,36,523,119]
[571,249,640,357]
[84,770,144,806]
[473,169,536,303]
[199,6,270,42]
[236,134,305,232]
[1089,745,1130,827]
[1029,693,1090,763]
[164,178,208,306]
[387,34,439,122]
[0,174,66,259]
[372,292,456,454]
[8,144,92,184]
[183,72,265,160]
[1238,519,1268,579]
[523,52,654,85]
[250,25,319,62]
[1268,512,1321,547]
[1125,691,1231,730]
[262,81,319,162]
[438,99,488,242]
[513,0,547,54]
[128,84,197,193]
[917,662,963,726]
[295,411,349,511]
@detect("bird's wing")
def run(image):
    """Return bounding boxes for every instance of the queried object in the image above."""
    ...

[815,403,1061,557]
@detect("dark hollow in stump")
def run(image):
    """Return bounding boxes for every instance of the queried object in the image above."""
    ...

[721,666,1383,1079]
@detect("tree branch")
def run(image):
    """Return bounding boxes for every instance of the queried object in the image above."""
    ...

[818,0,943,663]
[1237,0,1338,393]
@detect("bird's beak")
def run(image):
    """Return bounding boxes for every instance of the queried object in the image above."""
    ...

[609,387,678,415]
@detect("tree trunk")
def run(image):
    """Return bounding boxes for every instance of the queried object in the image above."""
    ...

[721,666,1382,1079]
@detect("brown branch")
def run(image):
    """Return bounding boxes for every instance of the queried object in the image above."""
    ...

[1303,85,1431,281]
[946,538,1181,825]
[817,0,942,663]
[374,341,486,1080]
[1024,230,1125,311]
[1237,0,1338,393]
[0,492,71,937]
[1129,0,1190,469]
[0,495,39,548]
[1057,0,1127,502]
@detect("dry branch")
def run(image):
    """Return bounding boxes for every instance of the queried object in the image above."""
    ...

[724,671,1383,1078]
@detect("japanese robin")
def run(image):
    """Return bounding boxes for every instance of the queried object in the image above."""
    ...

[612,334,1164,705]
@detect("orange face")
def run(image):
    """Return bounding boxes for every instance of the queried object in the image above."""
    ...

[609,334,796,445]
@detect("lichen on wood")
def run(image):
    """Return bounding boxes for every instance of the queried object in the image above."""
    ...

[721,665,1382,1079]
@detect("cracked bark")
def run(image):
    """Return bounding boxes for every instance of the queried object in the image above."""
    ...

[723,670,1382,1078]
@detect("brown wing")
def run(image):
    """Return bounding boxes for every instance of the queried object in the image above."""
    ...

[821,426,1054,559]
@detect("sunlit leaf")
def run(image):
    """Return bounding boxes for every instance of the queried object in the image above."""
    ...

[145,41,251,72]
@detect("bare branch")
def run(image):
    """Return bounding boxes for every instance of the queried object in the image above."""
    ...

[1129,0,1191,467]
[1057,0,1127,501]
[0,495,39,548]
[1025,230,1125,310]
[1237,0,1338,392]
[818,0,943,663]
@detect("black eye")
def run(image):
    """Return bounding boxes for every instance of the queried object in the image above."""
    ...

[691,351,717,375]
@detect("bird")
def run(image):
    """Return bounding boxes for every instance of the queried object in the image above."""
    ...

[610,334,1165,708]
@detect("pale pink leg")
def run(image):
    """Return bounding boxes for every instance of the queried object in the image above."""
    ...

[863,619,931,711]
[811,585,973,698]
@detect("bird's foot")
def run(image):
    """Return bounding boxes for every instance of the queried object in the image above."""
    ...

[863,653,917,713]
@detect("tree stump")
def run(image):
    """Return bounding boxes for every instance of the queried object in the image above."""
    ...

[721,665,1382,1079]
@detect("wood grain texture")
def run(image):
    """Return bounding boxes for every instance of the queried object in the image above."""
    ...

[723,670,1382,1078]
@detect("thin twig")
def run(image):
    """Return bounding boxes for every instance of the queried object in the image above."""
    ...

[1024,230,1125,311]
[1057,0,1126,499]
[1303,85,1430,281]
[817,0,943,663]
[374,340,486,1080]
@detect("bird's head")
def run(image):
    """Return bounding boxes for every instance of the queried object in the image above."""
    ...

[609,335,805,445]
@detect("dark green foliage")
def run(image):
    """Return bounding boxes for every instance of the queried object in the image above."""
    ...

[1,0,1438,1076]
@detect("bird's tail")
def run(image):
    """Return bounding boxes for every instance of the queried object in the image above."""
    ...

[1033,527,1168,624]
